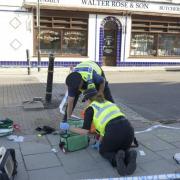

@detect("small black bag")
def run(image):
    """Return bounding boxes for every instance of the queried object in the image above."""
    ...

[0,148,17,180]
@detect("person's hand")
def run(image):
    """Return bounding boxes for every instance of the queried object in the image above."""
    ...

[60,122,70,130]
[91,141,100,151]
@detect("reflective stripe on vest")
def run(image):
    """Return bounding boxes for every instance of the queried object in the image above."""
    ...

[94,104,115,119]
[89,101,125,136]
[75,61,102,76]
[74,61,102,90]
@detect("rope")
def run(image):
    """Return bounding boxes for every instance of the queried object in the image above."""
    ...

[135,124,180,134]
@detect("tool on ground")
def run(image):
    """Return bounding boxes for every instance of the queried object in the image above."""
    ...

[59,119,89,153]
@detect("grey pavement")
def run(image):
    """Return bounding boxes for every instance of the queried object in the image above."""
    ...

[0,68,180,180]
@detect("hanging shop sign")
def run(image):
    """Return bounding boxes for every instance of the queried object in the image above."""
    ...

[24,0,180,15]
[103,33,115,56]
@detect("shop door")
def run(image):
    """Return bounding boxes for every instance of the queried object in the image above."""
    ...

[103,21,117,66]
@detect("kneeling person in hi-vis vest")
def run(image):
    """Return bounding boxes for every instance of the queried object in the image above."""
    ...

[60,88,137,176]
[63,60,114,121]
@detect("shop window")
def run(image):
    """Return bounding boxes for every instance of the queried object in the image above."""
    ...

[130,33,157,56]
[34,10,88,57]
[131,15,180,57]
[62,31,87,56]
[158,34,180,56]
[39,30,61,54]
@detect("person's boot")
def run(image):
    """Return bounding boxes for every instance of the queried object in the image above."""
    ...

[126,149,137,175]
[115,150,127,176]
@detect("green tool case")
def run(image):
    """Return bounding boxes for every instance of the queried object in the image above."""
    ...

[0,118,13,137]
[66,119,84,128]
[59,132,89,152]
[59,119,89,152]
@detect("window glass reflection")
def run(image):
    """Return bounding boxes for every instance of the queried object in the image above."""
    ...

[158,34,180,56]
[39,30,61,54]
[130,33,156,56]
[62,31,87,56]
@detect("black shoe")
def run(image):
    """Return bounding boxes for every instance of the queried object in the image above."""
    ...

[115,150,127,176]
[126,149,137,175]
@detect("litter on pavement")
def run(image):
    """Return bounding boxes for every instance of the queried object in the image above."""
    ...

[7,135,24,142]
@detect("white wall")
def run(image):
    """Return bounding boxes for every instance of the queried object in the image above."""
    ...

[124,15,132,62]
[172,0,180,3]
[88,14,96,62]
[0,0,23,6]
[0,11,33,61]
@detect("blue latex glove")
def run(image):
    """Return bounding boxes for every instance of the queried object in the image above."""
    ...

[60,122,70,130]
[91,141,100,151]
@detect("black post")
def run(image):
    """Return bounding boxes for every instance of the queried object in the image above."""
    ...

[38,50,41,72]
[45,54,55,103]
[26,49,31,75]
[37,0,41,72]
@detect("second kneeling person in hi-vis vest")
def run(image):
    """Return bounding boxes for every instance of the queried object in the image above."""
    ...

[63,60,114,121]
[60,88,137,176]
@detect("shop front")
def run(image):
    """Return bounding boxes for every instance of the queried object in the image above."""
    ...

[129,14,180,62]
[0,0,180,67]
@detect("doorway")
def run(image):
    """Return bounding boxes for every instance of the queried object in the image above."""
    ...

[103,21,118,66]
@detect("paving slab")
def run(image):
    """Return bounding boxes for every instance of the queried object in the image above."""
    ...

[20,141,52,155]
[156,148,180,161]
[136,145,162,164]
[68,167,118,179]
[171,141,180,149]
[0,136,20,149]
[0,75,45,107]
[142,137,176,151]
[22,134,47,142]
[86,146,107,163]
[15,148,23,163]
[14,162,29,180]
[28,167,69,180]
[154,128,180,143]
[24,152,61,170]
[46,134,60,146]
[23,101,44,110]
[131,166,148,176]
[57,149,101,174]
[135,132,157,141]
[139,159,178,175]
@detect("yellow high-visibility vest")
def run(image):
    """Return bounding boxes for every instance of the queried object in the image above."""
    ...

[74,61,102,90]
[89,100,125,136]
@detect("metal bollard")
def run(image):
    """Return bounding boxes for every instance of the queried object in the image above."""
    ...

[26,49,31,75]
[45,53,55,103]
[38,50,41,72]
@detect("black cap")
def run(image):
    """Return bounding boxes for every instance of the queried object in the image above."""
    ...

[66,72,82,89]
[82,88,97,102]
